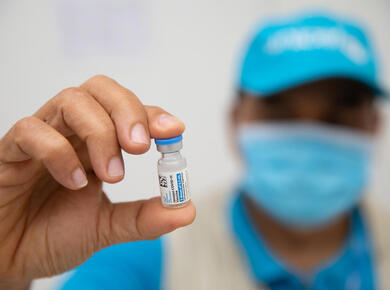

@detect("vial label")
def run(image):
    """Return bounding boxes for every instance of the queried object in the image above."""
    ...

[158,168,190,205]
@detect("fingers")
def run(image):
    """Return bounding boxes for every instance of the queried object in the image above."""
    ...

[131,198,195,238]
[24,75,185,184]
[36,87,124,183]
[98,197,196,247]
[81,75,151,155]
[81,76,186,153]
[0,117,88,190]
[144,106,185,139]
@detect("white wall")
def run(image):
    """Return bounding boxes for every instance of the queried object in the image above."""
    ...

[1,0,389,289]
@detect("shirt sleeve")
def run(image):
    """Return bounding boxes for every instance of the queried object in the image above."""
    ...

[58,238,163,290]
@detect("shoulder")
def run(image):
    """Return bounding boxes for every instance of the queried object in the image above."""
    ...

[172,187,232,241]
[361,196,390,241]
[60,238,163,290]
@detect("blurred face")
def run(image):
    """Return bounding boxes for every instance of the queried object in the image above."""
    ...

[233,78,378,133]
[233,78,379,228]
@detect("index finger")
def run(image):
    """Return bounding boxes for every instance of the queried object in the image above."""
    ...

[81,75,150,155]
[81,75,186,153]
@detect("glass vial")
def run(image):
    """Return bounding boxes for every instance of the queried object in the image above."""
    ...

[155,135,190,208]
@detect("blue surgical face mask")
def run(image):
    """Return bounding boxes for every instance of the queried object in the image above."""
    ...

[238,121,373,229]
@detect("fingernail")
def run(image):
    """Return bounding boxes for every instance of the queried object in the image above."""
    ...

[72,168,88,188]
[130,123,149,144]
[158,114,180,127]
[108,156,124,177]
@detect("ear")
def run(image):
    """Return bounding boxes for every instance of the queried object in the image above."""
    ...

[230,91,247,131]
[371,106,381,135]
[228,100,244,159]
[230,101,240,131]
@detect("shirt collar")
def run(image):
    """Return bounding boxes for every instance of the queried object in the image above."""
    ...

[229,191,288,284]
[228,190,374,287]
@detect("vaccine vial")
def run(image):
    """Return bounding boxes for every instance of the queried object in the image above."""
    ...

[155,135,190,208]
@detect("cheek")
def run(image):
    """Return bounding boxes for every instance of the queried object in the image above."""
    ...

[363,109,379,133]
[347,107,378,132]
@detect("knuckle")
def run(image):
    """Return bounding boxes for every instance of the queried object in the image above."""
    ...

[88,74,112,85]
[58,87,88,103]
[55,87,91,113]
[14,117,38,137]
[148,105,163,112]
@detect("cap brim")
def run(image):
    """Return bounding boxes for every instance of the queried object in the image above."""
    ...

[242,72,387,100]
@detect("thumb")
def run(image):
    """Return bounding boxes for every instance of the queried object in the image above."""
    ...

[97,196,196,247]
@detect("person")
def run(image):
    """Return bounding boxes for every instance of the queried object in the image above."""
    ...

[0,11,388,290]
[59,12,389,290]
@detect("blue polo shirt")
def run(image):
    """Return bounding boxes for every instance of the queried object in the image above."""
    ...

[230,193,376,289]
[60,192,376,290]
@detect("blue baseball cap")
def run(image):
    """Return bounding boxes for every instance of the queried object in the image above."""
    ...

[238,12,385,97]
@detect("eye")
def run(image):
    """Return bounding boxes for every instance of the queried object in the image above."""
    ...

[259,94,295,119]
[332,90,374,108]
[262,94,285,106]
[336,94,363,107]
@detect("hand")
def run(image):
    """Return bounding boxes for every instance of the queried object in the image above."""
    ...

[0,75,196,284]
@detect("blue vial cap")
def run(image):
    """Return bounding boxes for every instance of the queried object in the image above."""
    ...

[154,135,183,146]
